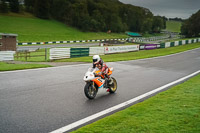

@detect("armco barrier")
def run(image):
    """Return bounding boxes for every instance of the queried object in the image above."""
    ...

[175,41,179,46]
[129,35,170,43]
[170,42,175,47]
[49,48,70,60]
[49,45,139,60]
[70,48,89,58]
[17,38,128,46]
[89,47,104,56]
[158,38,200,48]
[49,38,200,60]
[0,51,16,61]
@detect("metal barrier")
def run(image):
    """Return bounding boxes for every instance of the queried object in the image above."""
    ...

[0,51,15,61]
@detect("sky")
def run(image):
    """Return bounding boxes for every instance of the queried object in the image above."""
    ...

[119,0,200,19]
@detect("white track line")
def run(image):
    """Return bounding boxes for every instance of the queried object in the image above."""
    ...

[50,70,200,133]
[0,63,89,74]
[119,47,200,62]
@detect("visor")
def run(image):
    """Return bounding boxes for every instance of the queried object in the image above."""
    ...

[93,59,97,63]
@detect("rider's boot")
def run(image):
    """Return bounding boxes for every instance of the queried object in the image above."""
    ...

[104,78,108,88]
[108,77,113,85]
[104,74,111,92]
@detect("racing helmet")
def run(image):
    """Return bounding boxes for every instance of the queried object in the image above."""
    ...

[93,55,100,64]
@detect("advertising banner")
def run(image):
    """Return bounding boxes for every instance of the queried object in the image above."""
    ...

[145,44,158,50]
[165,42,171,48]
[105,45,139,54]
[182,40,186,45]
[139,44,159,50]
[175,41,179,46]
[89,47,104,56]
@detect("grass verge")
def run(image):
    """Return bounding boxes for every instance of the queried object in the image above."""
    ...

[14,48,50,62]
[56,42,200,62]
[166,20,182,33]
[73,74,200,133]
[0,62,51,71]
[2,42,200,71]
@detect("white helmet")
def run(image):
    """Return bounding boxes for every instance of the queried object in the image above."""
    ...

[93,55,100,64]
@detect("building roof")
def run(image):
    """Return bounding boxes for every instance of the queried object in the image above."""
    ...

[126,32,142,37]
[0,33,18,37]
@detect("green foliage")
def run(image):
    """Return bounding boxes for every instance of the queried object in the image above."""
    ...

[152,16,165,33]
[0,0,9,13]
[9,0,20,13]
[23,0,166,33]
[181,10,200,37]
[24,0,35,13]
[2,0,167,33]
[34,0,49,19]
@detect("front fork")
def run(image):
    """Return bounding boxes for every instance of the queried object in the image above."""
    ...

[90,81,97,92]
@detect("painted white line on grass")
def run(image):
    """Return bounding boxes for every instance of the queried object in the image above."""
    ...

[50,70,200,133]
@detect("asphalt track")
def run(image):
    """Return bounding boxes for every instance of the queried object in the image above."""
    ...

[0,48,200,133]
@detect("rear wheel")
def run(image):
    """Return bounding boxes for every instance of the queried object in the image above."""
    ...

[84,82,97,99]
[109,77,117,93]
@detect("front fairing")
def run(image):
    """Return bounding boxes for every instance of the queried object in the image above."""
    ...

[83,67,105,88]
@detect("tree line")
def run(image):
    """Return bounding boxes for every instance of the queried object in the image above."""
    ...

[0,0,22,13]
[181,10,200,37]
[1,0,166,33]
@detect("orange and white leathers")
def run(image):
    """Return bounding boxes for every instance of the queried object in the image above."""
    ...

[83,67,113,89]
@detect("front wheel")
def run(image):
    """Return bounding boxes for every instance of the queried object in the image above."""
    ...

[109,77,117,93]
[84,82,97,99]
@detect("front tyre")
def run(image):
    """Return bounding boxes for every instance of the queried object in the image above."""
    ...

[84,82,97,99]
[109,77,117,93]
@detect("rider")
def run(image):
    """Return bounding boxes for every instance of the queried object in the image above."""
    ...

[92,55,111,88]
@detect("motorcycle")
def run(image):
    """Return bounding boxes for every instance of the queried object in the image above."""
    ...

[83,67,117,99]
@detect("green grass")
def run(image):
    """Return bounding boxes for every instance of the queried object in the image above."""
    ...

[73,74,200,133]
[2,42,199,71]
[0,62,51,71]
[166,20,182,33]
[143,33,164,37]
[55,42,200,62]
[14,48,49,62]
[0,15,128,42]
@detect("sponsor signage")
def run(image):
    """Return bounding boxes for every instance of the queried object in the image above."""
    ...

[105,45,139,54]
[140,44,159,50]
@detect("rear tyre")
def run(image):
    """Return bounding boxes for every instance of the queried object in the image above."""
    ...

[109,77,117,93]
[84,82,97,99]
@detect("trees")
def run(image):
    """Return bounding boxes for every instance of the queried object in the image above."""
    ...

[152,16,165,33]
[3,0,167,33]
[0,0,9,13]
[9,0,20,13]
[34,0,50,19]
[181,10,200,37]
[24,0,34,13]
